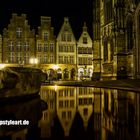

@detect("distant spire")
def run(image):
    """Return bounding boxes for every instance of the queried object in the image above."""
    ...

[83,22,87,32]
[64,17,69,23]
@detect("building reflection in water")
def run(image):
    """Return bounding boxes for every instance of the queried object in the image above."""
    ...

[39,86,140,140]
[0,86,139,140]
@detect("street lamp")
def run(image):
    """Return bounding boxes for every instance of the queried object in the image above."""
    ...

[0,63,6,70]
[29,58,38,67]
[53,64,59,80]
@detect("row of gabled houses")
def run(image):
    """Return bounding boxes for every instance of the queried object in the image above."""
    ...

[0,13,93,80]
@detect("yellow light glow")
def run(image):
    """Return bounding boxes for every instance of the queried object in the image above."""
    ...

[34,58,38,64]
[54,85,58,91]
[0,64,6,70]
[53,64,59,70]
[29,58,38,64]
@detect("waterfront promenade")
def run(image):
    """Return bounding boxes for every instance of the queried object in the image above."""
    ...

[43,79,140,92]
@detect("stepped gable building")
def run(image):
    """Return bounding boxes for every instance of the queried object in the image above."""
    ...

[93,0,140,80]
[2,13,35,65]
[77,22,93,80]
[56,17,77,80]
[36,16,56,77]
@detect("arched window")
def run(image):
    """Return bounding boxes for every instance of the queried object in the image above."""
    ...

[110,39,114,61]
[126,17,133,51]
[104,39,108,62]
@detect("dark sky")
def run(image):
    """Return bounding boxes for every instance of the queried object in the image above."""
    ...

[0,0,93,38]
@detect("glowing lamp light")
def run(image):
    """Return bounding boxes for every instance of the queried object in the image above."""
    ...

[29,58,38,64]
[54,85,58,91]
[53,65,59,70]
[0,64,6,70]
[34,58,38,64]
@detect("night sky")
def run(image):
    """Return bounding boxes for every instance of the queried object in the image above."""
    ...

[0,0,93,38]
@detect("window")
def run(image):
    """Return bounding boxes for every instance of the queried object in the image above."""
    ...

[16,42,22,52]
[64,100,69,107]
[70,45,74,52]
[44,32,48,41]
[59,45,63,52]
[83,37,87,44]
[44,44,48,52]
[50,101,54,109]
[62,111,66,119]
[59,56,63,63]
[16,27,22,38]
[110,39,114,61]
[8,42,14,51]
[24,53,29,64]
[50,55,54,63]
[16,53,22,63]
[69,56,74,64]
[59,101,63,108]
[70,89,74,96]
[79,98,82,105]
[126,17,133,51]
[61,34,66,41]
[70,100,74,107]
[64,56,69,63]
[83,108,88,116]
[37,44,42,52]
[24,42,29,51]
[44,55,48,63]
[59,90,63,97]
[67,34,71,41]
[68,111,72,119]
[50,43,54,52]
[37,54,42,63]
[104,39,108,62]
[8,52,14,63]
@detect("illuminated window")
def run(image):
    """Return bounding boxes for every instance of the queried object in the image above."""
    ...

[44,32,48,41]
[24,42,29,51]
[16,42,22,52]
[8,52,14,63]
[69,56,74,64]
[59,56,63,63]
[24,53,29,64]
[16,27,22,38]
[50,43,54,52]
[50,55,54,63]
[16,52,22,63]
[64,56,69,63]
[8,41,14,51]
[44,44,48,52]
[44,55,48,63]
[37,44,42,52]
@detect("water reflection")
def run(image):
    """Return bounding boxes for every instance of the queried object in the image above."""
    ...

[39,86,140,140]
[0,86,140,140]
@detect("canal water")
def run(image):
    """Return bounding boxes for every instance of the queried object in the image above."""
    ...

[0,86,140,140]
